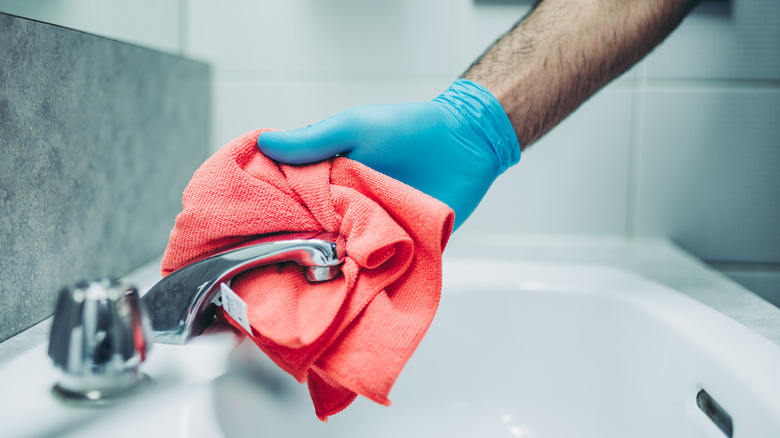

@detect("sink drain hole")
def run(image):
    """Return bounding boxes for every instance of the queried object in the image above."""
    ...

[696,389,733,437]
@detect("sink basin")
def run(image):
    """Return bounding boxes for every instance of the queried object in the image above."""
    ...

[2,258,780,437]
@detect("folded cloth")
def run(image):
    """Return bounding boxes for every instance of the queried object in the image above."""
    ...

[161,129,454,420]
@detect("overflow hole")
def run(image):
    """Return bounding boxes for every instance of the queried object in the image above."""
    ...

[696,389,733,437]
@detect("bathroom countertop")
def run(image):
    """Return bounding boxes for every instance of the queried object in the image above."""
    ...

[445,233,780,347]
[2,234,779,366]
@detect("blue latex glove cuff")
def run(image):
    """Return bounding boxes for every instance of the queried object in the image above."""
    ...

[435,79,521,174]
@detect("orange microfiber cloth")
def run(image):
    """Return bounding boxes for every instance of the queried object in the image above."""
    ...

[161,129,455,420]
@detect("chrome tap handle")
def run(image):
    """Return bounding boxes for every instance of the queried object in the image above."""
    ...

[48,279,151,401]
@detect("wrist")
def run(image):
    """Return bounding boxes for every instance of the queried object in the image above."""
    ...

[434,79,521,174]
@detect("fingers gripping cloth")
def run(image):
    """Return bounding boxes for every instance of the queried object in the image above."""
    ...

[160,129,455,420]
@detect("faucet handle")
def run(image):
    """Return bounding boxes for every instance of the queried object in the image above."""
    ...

[48,278,152,401]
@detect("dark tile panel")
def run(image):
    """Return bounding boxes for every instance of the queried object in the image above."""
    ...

[0,13,211,342]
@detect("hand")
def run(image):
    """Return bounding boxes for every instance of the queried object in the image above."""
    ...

[257,79,520,231]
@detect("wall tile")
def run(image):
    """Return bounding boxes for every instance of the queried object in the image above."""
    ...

[0,0,182,54]
[275,0,454,78]
[0,0,98,33]
[0,14,210,341]
[635,88,780,263]
[188,0,455,78]
[645,0,780,81]
[186,0,280,73]
[458,86,634,236]
[92,1,181,54]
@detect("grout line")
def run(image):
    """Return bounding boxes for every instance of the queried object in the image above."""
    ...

[212,69,456,83]
[643,78,780,90]
[179,0,188,56]
[625,62,649,238]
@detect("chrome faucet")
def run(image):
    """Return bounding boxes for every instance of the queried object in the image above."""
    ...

[48,279,152,401]
[141,232,346,345]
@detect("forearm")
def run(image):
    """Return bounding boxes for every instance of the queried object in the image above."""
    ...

[463,0,699,149]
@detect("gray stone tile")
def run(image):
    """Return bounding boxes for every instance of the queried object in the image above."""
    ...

[0,13,210,342]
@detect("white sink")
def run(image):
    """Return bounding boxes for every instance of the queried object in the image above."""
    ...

[2,258,780,437]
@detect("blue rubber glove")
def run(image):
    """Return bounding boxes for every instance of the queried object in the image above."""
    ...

[257,79,520,231]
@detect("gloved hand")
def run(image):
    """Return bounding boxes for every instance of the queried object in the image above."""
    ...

[257,79,521,231]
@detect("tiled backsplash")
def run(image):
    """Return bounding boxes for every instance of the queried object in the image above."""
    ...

[0,13,210,342]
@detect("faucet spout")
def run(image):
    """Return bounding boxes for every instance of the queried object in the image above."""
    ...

[141,232,346,345]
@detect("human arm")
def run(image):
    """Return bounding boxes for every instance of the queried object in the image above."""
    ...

[464,0,699,148]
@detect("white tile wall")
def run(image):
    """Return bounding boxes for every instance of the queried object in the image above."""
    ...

[278,0,455,78]
[635,88,780,263]
[0,0,182,54]
[91,1,181,54]
[187,0,458,78]
[185,0,278,74]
